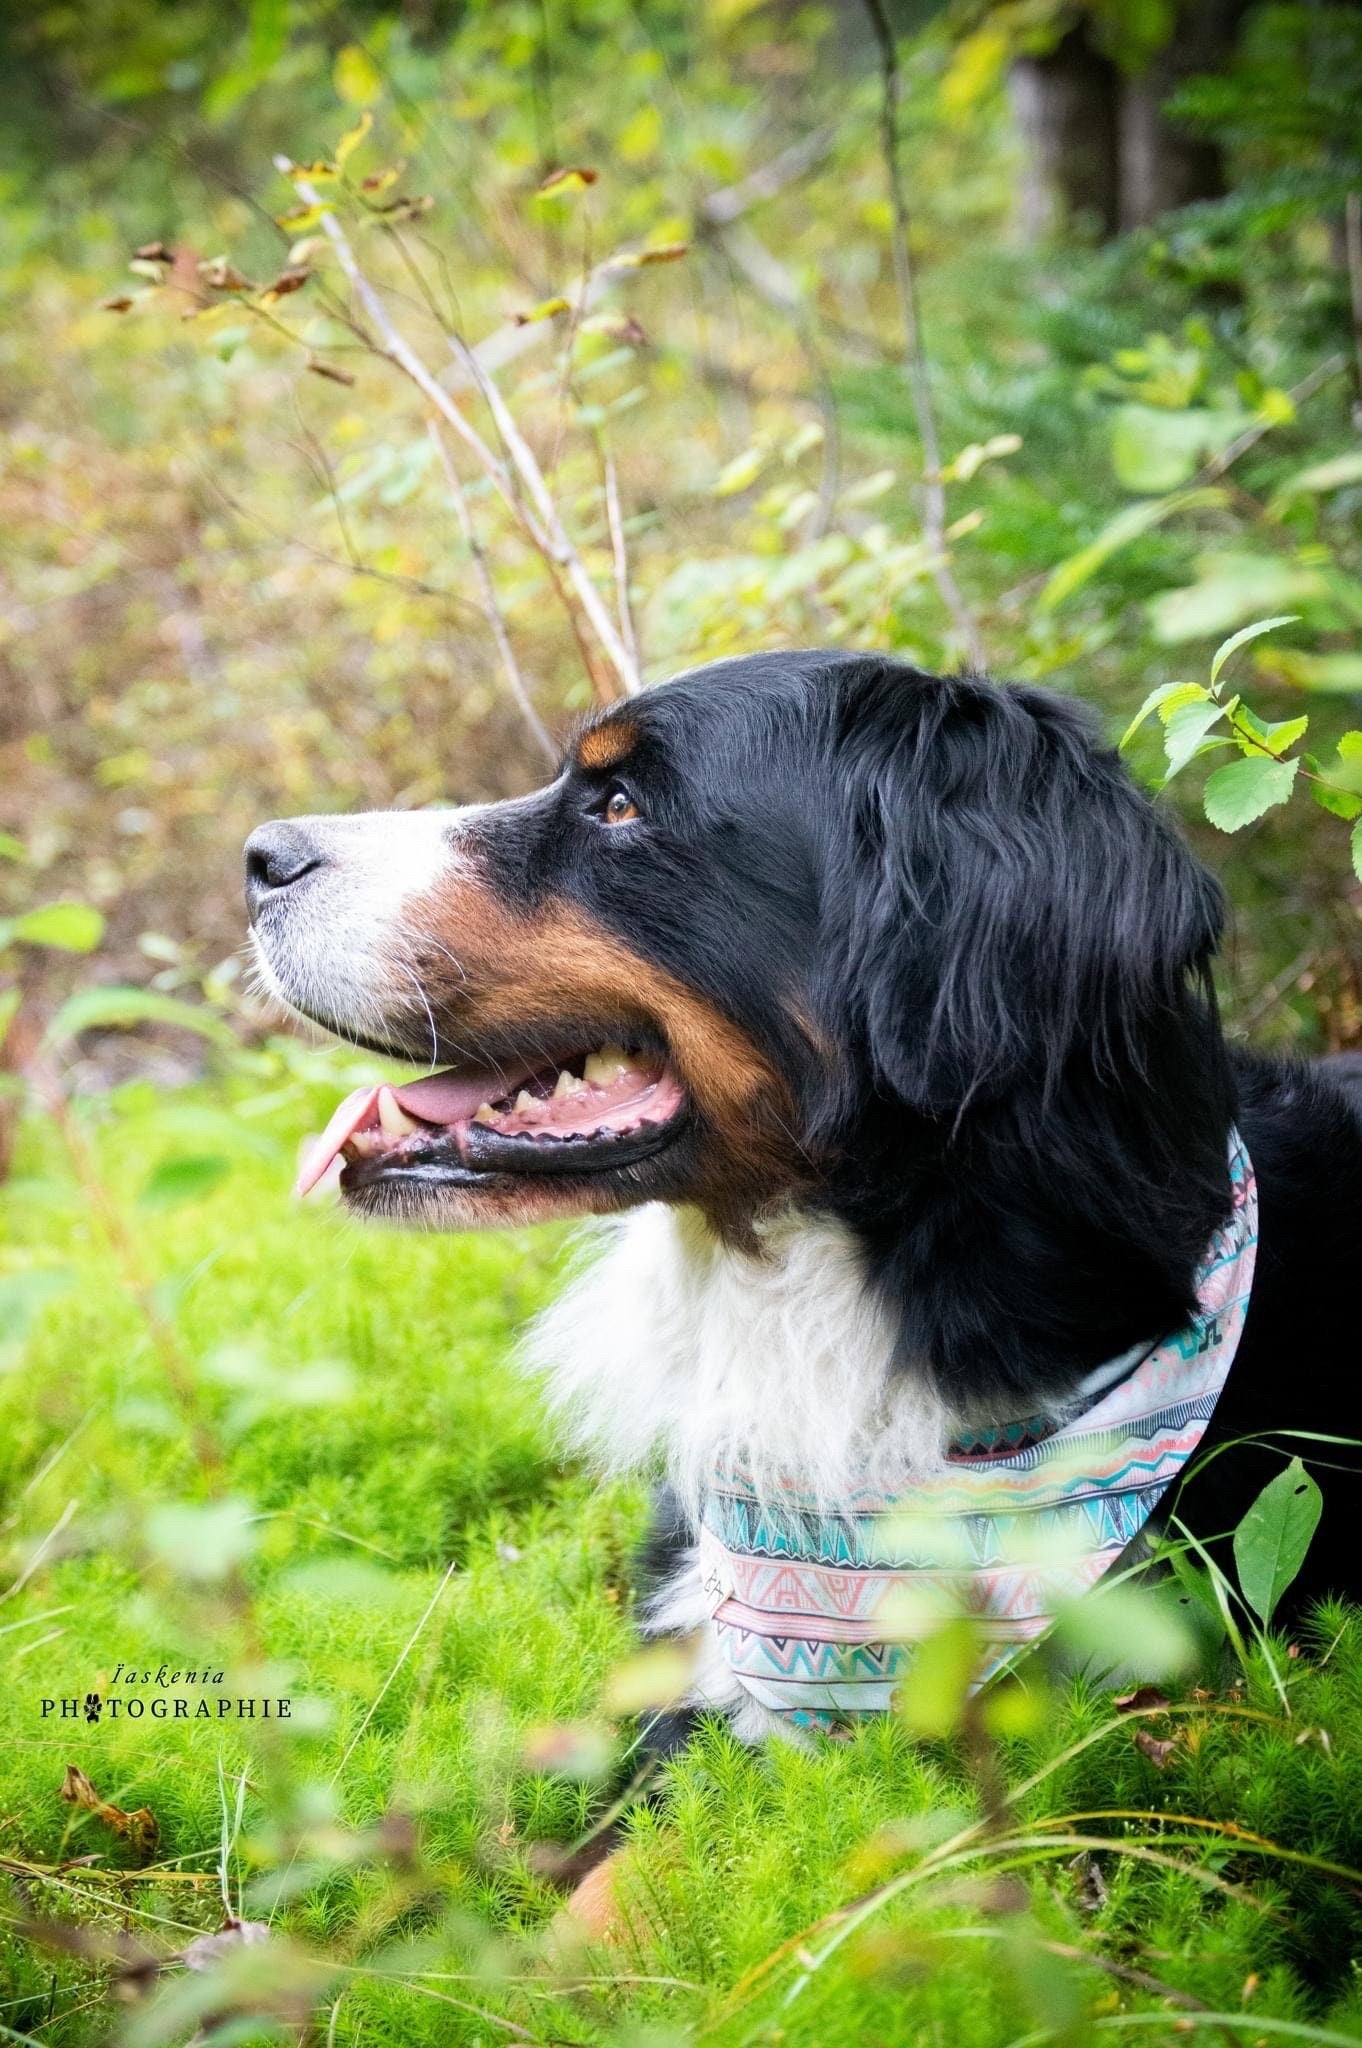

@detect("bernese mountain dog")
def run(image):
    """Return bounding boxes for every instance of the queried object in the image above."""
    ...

[245,651,1362,1751]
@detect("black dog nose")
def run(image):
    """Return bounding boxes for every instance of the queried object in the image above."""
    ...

[243,821,324,919]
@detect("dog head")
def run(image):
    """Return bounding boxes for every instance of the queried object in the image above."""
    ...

[246,652,1226,1245]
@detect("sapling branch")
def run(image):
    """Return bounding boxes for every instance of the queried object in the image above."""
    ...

[861,0,986,674]
[427,420,557,766]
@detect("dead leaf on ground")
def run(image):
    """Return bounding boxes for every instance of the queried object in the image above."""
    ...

[1114,1685,1171,1714]
[181,1917,271,1971]
[60,1764,159,1862]
[1133,1728,1178,1770]
[1068,1849,1109,1912]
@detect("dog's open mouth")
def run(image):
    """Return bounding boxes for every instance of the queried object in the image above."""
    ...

[295,1042,688,1200]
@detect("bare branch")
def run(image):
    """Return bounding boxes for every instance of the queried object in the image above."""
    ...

[442,329,641,694]
[1193,353,1347,487]
[293,175,548,542]
[600,444,641,677]
[699,129,837,228]
[860,0,986,673]
[1344,193,1362,429]
[291,169,638,697]
[428,420,557,767]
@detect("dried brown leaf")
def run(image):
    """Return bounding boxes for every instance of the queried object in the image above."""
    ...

[182,1917,271,1971]
[260,267,311,304]
[60,1764,159,1862]
[197,257,254,292]
[306,357,357,387]
[1068,1849,1109,1913]
[1114,1685,1171,1714]
[101,296,135,313]
[538,166,599,195]
[1133,1728,1178,1770]
[134,242,174,264]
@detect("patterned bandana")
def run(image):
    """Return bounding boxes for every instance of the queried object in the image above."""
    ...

[697,1131,1258,1731]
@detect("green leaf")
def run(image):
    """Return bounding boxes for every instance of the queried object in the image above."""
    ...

[1109,404,1242,494]
[1232,1456,1323,1627]
[1150,553,1326,645]
[138,1155,232,1210]
[43,986,234,1052]
[1162,697,1225,780]
[897,1616,980,1738]
[12,902,105,953]
[1268,447,1362,515]
[714,446,767,497]
[1210,613,1301,690]
[0,832,26,862]
[1250,714,1308,758]
[334,108,373,168]
[1310,781,1362,822]
[1053,1578,1198,1679]
[1120,681,1206,751]
[1202,755,1298,832]
[1041,488,1226,614]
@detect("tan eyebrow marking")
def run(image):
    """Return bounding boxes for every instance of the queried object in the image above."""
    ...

[575,719,639,772]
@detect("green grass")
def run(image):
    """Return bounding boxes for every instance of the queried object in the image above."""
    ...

[3,1072,1362,2045]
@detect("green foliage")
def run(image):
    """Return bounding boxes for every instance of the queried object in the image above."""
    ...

[3,1090,1362,2044]
[1234,1457,1325,1629]
[1121,619,1362,879]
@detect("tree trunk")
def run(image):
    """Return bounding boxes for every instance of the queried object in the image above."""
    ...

[1009,0,1250,242]
[1009,23,1121,241]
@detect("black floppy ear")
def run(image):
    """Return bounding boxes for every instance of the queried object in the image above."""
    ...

[834,674,1224,1112]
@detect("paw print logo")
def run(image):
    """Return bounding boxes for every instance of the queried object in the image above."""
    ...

[83,1693,102,1724]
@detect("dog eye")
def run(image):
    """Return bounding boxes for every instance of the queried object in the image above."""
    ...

[601,786,640,826]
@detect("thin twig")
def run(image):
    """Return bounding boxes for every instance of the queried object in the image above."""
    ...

[428,420,557,765]
[444,327,640,694]
[329,1556,459,1786]
[1193,353,1348,486]
[600,444,641,676]
[288,170,549,551]
[861,0,986,672]
[1345,194,1362,426]
[291,171,638,698]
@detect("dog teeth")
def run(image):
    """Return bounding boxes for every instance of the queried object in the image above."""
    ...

[376,1086,419,1137]
[553,1068,587,1098]
[584,1044,631,1086]
[472,1102,498,1126]
[513,1089,542,1119]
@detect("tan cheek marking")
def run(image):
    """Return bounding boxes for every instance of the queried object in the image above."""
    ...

[401,880,797,1180]
[575,720,639,773]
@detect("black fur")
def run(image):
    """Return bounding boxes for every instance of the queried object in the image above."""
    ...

[528,652,1362,1613]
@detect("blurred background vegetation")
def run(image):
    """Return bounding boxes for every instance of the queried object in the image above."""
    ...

[3,0,1362,1105]
[3,4,1362,2041]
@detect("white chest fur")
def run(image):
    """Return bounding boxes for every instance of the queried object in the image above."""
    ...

[526,1203,952,1521]
[525,1202,954,1740]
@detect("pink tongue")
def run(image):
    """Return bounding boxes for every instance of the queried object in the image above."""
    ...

[295,1085,379,1198]
[294,1067,526,1200]
[391,1070,508,1125]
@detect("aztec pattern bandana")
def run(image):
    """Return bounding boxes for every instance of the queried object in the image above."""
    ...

[697,1131,1258,1731]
